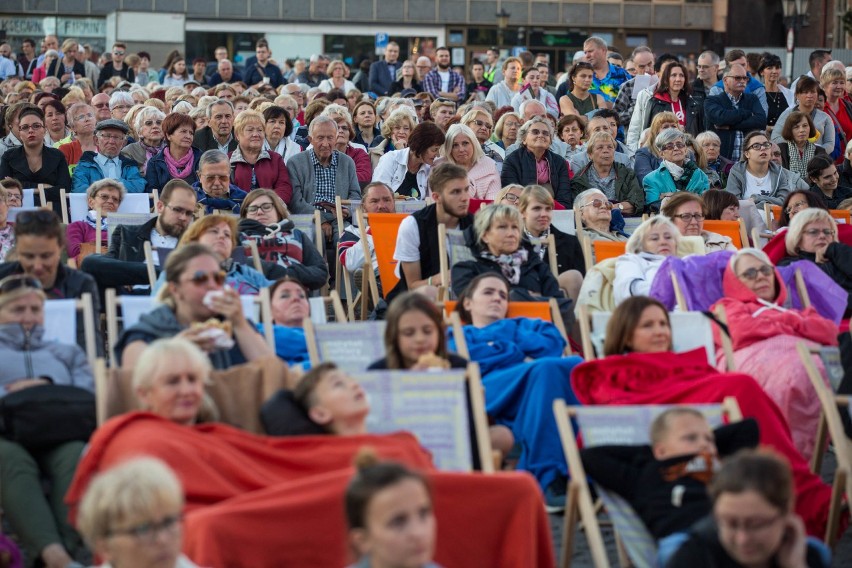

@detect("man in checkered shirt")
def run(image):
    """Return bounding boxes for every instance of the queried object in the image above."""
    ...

[422,47,466,102]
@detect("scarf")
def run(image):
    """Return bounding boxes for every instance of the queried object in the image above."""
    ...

[523,227,550,260]
[164,146,194,179]
[84,210,107,230]
[662,159,685,181]
[141,139,165,165]
[787,142,814,179]
[664,160,698,192]
[480,248,528,285]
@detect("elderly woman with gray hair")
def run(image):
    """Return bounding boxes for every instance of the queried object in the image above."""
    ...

[641,127,709,211]
[451,203,563,300]
[108,90,135,122]
[65,178,126,262]
[121,106,167,175]
[434,123,501,200]
[574,188,629,243]
[500,116,572,208]
[613,215,681,304]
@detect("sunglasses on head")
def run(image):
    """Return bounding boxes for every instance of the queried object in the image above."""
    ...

[0,275,43,295]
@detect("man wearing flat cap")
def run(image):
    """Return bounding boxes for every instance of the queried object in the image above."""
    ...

[71,119,146,193]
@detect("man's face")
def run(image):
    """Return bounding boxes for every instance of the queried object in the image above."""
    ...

[435,177,470,218]
[91,94,112,121]
[385,44,399,63]
[697,55,718,83]
[416,58,432,77]
[317,58,329,74]
[435,49,451,70]
[633,52,655,76]
[584,43,607,67]
[193,61,206,76]
[486,50,498,65]
[724,64,748,97]
[0,45,11,59]
[209,103,234,138]
[310,121,338,162]
[215,48,228,61]
[22,42,35,56]
[523,102,546,122]
[218,61,233,80]
[112,45,125,65]
[363,186,395,214]
[156,189,197,238]
[44,36,58,51]
[199,160,232,198]
[256,46,270,64]
[96,128,126,158]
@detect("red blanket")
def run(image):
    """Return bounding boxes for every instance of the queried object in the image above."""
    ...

[570,349,837,539]
[67,413,555,568]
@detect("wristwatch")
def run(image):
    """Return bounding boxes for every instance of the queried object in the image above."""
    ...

[617,203,624,211]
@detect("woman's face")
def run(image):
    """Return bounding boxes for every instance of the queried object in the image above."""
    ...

[197,222,234,260]
[4,187,22,208]
[797,88,818,111]
[591,139,615,166]
[659,136,687,165]
[355,105,376,128]
[628,305,672,353]
[785,193,809,219]
[397,310,440,368]
[523,199,553,235]
[246,195,281,225]
[812,164,840,192]
[140,115,164,144]
[173,59,186,75]
[99,505,183,568]
[354,479,436,568]
[482,215,521,256]
[798,218,836,254]
[523,123,551,152]
[88,187,122,214]
[672,200,705,237]
[720,203,740,221]
[500,189,522,208]
[44,106,65,134]
[580,194,612,226]
[0,291,44,330]
[502,116,520,143]
[462,277,509,326]
[525,70,541,90]
[419,145,441,166]
[791,117,810,144]
[826,78,845,100]
[347,92,361,110]
[237,120,265,154]
[560,121,583,147]
[138,356,205,425]
[744,135,771,165]
[450,134,475,167]
[668,66,686,93]
[391,122,412,147]
[701,138,721,161]
[265,116,287,144]
[573,68,593,91]
[18,114,46,149]
[642,224,677,256]
[331,64,344,78]
[168,255,223,321]
[167,125,195,153]
[271,281,310,327]
[16,234,61,288]
[714,490,788,568]
[735,254,777,302]
[401,62,415,78]
[469,112,493,145]
[762,65,781,84]
[218,89,235,101]
[334,119,351,149]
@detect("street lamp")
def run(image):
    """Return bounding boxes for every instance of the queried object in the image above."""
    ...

[496,8,510,48]
[781,0,810,82]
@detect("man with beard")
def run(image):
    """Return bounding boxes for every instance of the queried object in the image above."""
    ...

[337,182,395,296]
[193,99,237,153]
[422,47,466,102]
[81,179,198,293]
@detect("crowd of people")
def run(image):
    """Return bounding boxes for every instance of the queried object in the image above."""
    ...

[1,32,852,568]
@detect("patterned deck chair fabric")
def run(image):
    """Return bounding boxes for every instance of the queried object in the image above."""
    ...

[304,320,386,372]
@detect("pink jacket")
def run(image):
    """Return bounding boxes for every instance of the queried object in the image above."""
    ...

[66,221,107,259]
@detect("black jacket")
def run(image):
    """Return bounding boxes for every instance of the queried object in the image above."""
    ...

[0,146,71,193]
[46,59,85,81]
[840,159,852,188]
[193,126,238,154]
[644,92,704,138]
[451,244,563,300]
[551,226,586,276]
[808,182,852,209]
[106,216,158,262]
[97,61,134,88]
[500,147,572,208]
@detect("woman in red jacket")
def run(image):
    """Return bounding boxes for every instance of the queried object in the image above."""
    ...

[229,110,292,205]
[710,248,838,461]
[570,296,837,540]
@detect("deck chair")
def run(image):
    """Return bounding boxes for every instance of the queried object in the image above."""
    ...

[394,200,428,214]
[351,362,494,473]
[307,290,347,323]
[335,197,363,318]
[552,398,743,568]
[60,189,154,225]
[106,211,156,244]
[796,341,852,546]
[702,219,747,249]
[363,211,409,299]
[44,294,98,368]
[578,305,720,366]
[438,224,475,301]
[304,319,386,372]
[93,356,290,433]
[290,210,324,249]
[551,209,576,235]
[830,209,851,224]
[582,240,627,271]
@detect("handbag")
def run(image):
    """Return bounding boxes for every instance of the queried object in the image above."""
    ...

[0,384,96,451]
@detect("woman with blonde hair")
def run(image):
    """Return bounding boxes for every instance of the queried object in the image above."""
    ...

[435,123,500,199]
[229,109,292,203]
[318,60,356,94]
[368,107,418,169]
[613,216,681,304]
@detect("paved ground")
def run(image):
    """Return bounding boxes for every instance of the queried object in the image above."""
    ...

[548,450,852,566]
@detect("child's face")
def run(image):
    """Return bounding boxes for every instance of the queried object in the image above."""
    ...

[396,310,440,368]
[653,414,717,460]
[309,370,369,432]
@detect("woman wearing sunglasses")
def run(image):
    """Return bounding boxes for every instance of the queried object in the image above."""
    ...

[116,243,273,371]
[641,127,709,212]
[726,131,798,207]
[0,274,94,568]
[711,248,838,461]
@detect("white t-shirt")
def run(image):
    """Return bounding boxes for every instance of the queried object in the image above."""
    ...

[393,215,421,278]
[149,228,179,267]
[438,70,450,93]
[744,169,771,200]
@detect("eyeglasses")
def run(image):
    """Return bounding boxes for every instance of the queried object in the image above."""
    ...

[113,50,125,56]
[165,204,194,218]
[579,199,611,210]
[473,119,493,130]
[504,121,520,128]
[746,142,772,151]
[202,174,229,183]
[95,193,121,204]
[112,105,130,111]
[247,202,275,213]
[18,123,44,132]
[143,120,163,127]
[785,201,808,215]
[660,142,686,152]
[772,151,782,157]
[529,128,551,137]
[803,228,835,237]
[702,142,721,148]
[108,514,181,543]
[672,212,705,222]
[337,124,350,132]
[17,210,57,225]
[501,193,520,203]
[0,275,43,295]
[697,64,715,70]
[184,270,226,286]
[737,265,773,281]
[716,513,782,536]
[93,102,110,109]
[98,133,125,141]
[74,113,95,122]
[726,75,748,82]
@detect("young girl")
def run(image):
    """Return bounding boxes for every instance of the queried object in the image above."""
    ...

[345,450,443,568]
